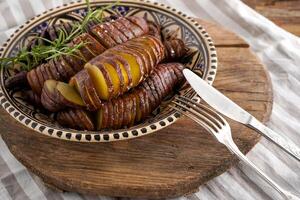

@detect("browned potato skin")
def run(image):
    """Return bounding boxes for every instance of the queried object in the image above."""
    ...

[163,39,188,61]
[57,109,94,131]
[23,90,42,107]
[41,80,84,112]
[95,63,185,130]
[70,70,98,111]
[26,17,150,95]
[41,87,63,112]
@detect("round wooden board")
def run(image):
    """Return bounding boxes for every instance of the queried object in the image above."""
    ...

[0,20,273,199]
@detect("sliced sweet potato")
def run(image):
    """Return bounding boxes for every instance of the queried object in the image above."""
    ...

[117,97,124,128]
[154,68,168,96]
[102,23,123,44]
[130,93,137,126]
[112,19,134,40]
[101,62,121,97]
[135,91,142,123]
[141,89,150,117]
[127,16,149,33]
[144,78,160,108]
[70,70,96,110]
[130,37,158,66]
[101,102,109,129]
[156,66,172,95]
[48,59,61,80]
[81,33,106,56]
[116,45,146,80]
[109,49,141,87]
[58,56,76,78]
[84,77,102,109]
[40,64,50,82]
[74,109,95,131]
[106,101,114,129]
[26,70,39,94]
[23,90,42,107]
[55,81,85,107]
[148,21,162,40]
[63,44,85,73]
[35,66,46,92]
[140,82,156,111]
[125,42,152,75]
[111,99,119,128]
[102,56,126,94]
[89,24,117,48]
[54,58,68,81]
[151,70,165,100]
[96,107,104,130]
[147,36,165,61]
[84,63,110,100]
[105,53,132,90]
[163,39,188,61]
[43,63,55,80]
[123,17,144,37]
[123,95,132,127]
[41,81,63,112]
[73,34,95,61]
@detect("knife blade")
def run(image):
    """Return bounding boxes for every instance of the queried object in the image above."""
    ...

[183,68,300,161]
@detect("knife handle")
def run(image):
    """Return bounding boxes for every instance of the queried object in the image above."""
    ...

[248,117,300,162]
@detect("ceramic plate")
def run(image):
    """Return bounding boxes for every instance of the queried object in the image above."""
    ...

[0,0,217,142]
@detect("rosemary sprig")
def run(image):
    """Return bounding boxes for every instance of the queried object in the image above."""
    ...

[0,0,119,71]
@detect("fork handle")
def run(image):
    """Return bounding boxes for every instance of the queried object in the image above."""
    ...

[224,138,300,200]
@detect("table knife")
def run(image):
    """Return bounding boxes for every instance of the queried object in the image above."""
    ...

[183,69,300,161]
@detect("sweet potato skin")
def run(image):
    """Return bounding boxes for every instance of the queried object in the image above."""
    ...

[26,17,150,95]
[94,63,184,130]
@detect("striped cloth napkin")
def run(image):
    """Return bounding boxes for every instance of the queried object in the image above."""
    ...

[0,0,299,200]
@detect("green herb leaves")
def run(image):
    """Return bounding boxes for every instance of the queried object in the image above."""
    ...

[0,0,119,71]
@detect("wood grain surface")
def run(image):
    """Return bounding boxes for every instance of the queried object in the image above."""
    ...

[243,0,300,36]
[0,20,273,199]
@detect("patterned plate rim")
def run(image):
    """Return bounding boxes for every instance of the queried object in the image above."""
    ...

[0,0,218,142]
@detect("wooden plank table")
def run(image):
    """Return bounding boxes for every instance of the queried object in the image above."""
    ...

[243,0,300,36]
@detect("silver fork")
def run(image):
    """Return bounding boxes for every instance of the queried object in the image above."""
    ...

[169,96,299,200]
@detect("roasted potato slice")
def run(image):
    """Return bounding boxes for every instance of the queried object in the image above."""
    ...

[122,17,144,37]
[109,49,142,87]
[125,42,153,75]
[89,24,117,48]
[117,97,124,128]
[105,53,133,91]
[48,59,61,80]
[102,23,123,44]
[117,45,147,80]
[70,74,94,111]
[55,81,85,107]
[112,19,134,40]
[84,78,102,109]
[84,63,110,100]
[96,107,104,130]
[127,16,149,33]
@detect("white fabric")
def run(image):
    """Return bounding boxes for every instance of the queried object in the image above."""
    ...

[0,0,299,199]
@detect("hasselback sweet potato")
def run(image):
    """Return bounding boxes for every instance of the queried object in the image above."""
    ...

[41,80,84,112]
[57,63,184,131]
[41,35,187,112]
[57,109,95,131]
[80,35,166,104]
[27,16,150,94]
[96,63,184,130]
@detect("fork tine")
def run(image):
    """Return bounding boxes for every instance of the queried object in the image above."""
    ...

[171,100,219,132]
[176,96,226,126]
[177,96,226,125]
[168,104,216,134]
[174,96,224,129]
